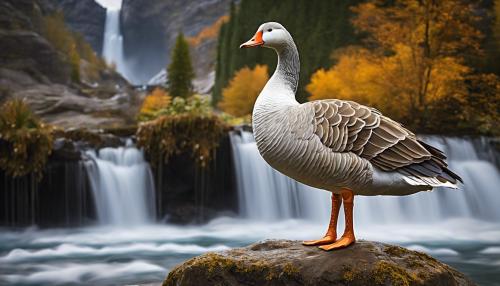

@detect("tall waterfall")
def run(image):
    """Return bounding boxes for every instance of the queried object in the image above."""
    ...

[100,0,133,82]
[230,131,500,225]
[84,140,156,225]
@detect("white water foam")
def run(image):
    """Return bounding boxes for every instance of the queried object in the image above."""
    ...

[0,242,229,263]
[3,261,165,285]
[407,245,459,256]
[1,217,499,285]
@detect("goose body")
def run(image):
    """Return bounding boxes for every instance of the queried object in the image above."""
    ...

[241,22,462,250]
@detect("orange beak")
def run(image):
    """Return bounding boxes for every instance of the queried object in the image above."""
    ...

[240,31,264,48]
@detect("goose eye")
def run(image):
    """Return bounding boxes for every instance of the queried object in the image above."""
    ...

[267,28,272,32]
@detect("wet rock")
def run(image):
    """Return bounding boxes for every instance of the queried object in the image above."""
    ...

[164,240,476,286]
[52,138,81,161]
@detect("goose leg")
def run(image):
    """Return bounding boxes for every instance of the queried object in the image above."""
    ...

[302,193,342,246]
[319,189,355,251]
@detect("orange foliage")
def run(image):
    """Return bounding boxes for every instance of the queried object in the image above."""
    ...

[218,65,269,117]
[307,46,469,121]
[139,88,172,120]
[307,0,484,129]
[187,15,229,46]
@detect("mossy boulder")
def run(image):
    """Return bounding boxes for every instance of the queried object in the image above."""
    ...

[163,240,476,286]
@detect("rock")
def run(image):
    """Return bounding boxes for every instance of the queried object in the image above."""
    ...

[10,84,140,129]
[164,240,476,286]
[52,0,106,54]
[0,30,70,84]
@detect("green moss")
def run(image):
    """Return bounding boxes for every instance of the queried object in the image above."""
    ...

[0,99,53,179]
[384,245,409,257]
[164,252,301,285]
[373,261,417,286]
[282,262,299,276]
[342,265,356,282]
[136,113,229,168]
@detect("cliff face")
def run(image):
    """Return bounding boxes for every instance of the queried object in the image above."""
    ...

[52,0,106,54]
[121,0,231,85]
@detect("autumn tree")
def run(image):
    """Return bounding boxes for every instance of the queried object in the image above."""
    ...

[167,32,195,98]
[219,65,268,117]
[308,0,488,131]
[138,88,172,121]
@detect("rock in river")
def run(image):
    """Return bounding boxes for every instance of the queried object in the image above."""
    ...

[163,240,476,286]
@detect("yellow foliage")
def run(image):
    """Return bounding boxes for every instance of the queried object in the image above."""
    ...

[139,88,172,120]
[307,45,469,122]
[307,0,485,131]
[187,15,229,46]
[219,65,269,117]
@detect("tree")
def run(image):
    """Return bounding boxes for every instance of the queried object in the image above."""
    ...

[167,32,195,98]
[138,88,172,121]
[307,0,492,132]
[218,65,268,117]
[213,0,362,105]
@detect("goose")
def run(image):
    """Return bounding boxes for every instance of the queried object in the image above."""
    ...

[240,22,462,251]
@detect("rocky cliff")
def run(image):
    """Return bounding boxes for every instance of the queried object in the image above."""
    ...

[164,240,476,286]
[121,0,231,86]
[0,0,141,129]
[52,0,106,54]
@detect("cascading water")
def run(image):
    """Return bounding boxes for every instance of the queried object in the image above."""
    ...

[230,130,500,225]
[84,140,156,225]
[100,0,133,82]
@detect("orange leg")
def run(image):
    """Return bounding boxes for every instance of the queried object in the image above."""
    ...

[303,193,342,246]
[319,189,356,251]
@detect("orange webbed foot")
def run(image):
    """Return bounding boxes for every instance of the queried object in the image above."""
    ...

[302,235,336,246]
[318,235,355,251]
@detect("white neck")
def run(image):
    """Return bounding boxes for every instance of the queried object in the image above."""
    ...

[255,39,300,109]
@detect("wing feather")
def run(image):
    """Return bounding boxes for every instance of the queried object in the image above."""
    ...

[308,99,461,186]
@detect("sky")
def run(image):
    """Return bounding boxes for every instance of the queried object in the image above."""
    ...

[94,0,122,10]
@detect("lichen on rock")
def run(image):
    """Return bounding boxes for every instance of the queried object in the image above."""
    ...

[163,240,476,286]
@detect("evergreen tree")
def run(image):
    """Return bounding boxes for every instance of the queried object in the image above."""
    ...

[167,32,194,98]
[212,0,363,104]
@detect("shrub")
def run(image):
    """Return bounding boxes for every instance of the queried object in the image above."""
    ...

[219,65,268,117]
[137,94,229,167]
[136,113,229,168]
[138,88,172,121]
[0,99,53,179]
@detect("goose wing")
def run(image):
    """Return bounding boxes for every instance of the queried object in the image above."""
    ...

[304,99,462,185]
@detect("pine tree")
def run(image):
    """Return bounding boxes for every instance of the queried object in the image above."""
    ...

[167,32,195,98]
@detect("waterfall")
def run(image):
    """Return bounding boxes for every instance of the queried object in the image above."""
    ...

[100,0,133,82]
[230,131,500,225]
[84,140,156,225]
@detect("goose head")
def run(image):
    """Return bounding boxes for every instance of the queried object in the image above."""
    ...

[240,22,292,50]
